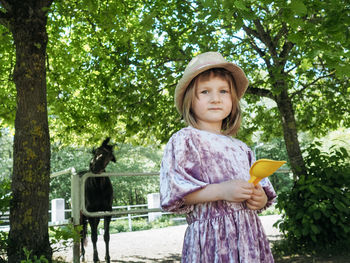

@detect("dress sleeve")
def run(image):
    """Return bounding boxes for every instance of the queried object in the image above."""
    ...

[159,131,208,214]
[260,177,277,210]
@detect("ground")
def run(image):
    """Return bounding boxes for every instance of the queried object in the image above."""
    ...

[53,215,349,262]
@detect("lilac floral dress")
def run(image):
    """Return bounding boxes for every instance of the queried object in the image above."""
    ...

[160,126,276,263]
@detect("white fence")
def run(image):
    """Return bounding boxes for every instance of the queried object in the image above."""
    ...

[0,202,165,233]
[0,168,166,263]
[59,168,165,263]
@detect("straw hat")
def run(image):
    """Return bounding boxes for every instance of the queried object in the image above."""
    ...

[175,52,249,114]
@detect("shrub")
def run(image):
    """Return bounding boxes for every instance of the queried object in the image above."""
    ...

[49,223,82,253]
[276,142,350,254]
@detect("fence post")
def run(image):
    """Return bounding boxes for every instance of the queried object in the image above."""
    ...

[127,205,132,231]
[70,168,80,263]
[51,198,65,223]
[147,193,162,222]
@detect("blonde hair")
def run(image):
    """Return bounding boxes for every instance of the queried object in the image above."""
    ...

[181,68,242,136]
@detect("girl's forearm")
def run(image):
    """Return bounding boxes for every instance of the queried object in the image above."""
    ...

[183,179,254,205]
[183,184,221,205]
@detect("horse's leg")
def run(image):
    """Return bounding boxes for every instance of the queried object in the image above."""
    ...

[89,217,100,263]
[104,216,112,263]
[80,215,87,262]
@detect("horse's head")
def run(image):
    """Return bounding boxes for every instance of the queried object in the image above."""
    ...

[89,137,116,174]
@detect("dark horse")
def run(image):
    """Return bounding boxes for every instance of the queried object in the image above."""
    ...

[80,137,116,263]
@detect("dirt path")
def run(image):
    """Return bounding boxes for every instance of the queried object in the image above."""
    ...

[53,215,281,263]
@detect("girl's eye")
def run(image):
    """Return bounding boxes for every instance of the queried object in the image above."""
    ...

[200,90,208,94]
[220,90,229,94]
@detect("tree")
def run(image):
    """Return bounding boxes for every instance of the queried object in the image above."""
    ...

[41,0,349,178]
[141,0,350,177]
[0,1,53,261]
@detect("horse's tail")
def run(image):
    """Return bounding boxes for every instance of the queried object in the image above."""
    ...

[80,212,88,247]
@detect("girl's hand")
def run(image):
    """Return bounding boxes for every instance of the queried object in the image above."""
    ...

[219,179,254,203]
[246,184,268,210]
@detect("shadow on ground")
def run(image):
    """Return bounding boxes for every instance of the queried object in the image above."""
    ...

[274,255,350,263]
[111,253,181,263]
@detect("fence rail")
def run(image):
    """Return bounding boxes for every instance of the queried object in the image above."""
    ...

[3,167,288,263]
[65,168,164,263]
[0,203,169,232]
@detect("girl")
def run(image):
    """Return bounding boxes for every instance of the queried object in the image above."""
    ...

[160,52,276,262]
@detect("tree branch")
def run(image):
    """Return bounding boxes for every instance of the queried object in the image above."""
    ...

[291,71,336,99]
[242,24,260,40]
[241,25,272,69]
[252,19,277,58]
[273,22,288,47]
[241,17,279,70]
[280,41,294,60]
[278,40,294,67]
[245,85,275,100]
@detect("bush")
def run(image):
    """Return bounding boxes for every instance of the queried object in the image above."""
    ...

[275,142,350,254]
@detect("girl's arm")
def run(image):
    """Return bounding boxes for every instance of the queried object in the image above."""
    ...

[184,179,254,205]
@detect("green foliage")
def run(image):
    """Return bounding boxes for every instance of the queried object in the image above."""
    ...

[276,142,350,254]
[21,248,48,263]
[111,176,159,206]
[50,143,92,204]
[50,142,162,207]
[0,130,13,179]
[49,223,82,255]
[0,178,10,261]
[253,137,293,194]
[2,0,347,146]
[0,178,11,217]
[0,231,7,263]
[0,26,16,128]
[259,204,280,216]
[108,214,183,233]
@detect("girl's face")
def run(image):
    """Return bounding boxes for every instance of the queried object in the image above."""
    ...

[192,76,233,134]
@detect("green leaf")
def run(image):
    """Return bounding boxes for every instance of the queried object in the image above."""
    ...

[309,184,317,194]
[334,200,346,212]
[233,0,249,11]
[302,226,309,236]
[200,0,213,8]
[311,224,320,234]
[313,210,321,220]
[300,58,312,71]
[330,216,337,224]
[339,147,349,158]
[289,0,307,16]
[321,185,334,194]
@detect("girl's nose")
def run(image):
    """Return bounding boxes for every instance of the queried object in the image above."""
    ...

[210,92,221,103]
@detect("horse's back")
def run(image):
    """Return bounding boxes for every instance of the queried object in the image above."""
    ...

[85,177,113,212]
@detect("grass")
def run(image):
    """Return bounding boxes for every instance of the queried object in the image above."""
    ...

[102,214,184,234]
[104,205,279,234]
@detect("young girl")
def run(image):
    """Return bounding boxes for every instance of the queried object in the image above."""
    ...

[160,52,276,262]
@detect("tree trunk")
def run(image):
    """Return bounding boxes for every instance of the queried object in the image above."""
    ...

[7,1,53,262]
[275,89,307,179]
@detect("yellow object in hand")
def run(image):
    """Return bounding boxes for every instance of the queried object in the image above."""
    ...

[249,159,286,185]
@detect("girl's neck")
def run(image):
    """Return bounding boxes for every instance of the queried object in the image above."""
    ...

[195,122,223,135]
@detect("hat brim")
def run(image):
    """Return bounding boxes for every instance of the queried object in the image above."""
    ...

[175,62,249,114]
